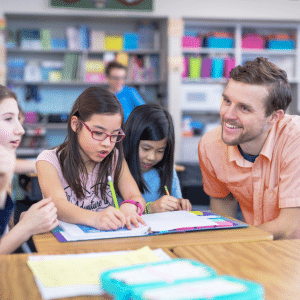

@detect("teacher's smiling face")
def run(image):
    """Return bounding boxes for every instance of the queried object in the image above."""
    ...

[220,79,280,155]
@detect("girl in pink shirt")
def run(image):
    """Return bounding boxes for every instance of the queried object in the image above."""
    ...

[37,87,146,231]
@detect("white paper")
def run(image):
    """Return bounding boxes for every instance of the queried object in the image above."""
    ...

[142,211,216,232]
[58,221,150,241]
[112,261,212,285]
[144,278,247,300]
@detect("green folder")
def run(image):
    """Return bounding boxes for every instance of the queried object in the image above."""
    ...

[41,29,51,50]
[189,56,202,79]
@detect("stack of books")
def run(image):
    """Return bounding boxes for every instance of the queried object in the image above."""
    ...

[127,55,158,82]
[85,59,105,83]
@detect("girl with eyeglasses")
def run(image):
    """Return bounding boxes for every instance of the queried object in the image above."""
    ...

[36,87,146,231]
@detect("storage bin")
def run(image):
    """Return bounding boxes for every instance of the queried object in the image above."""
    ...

[7,58,26,80]
[182,36,202,48]
[267,40,294,50]
[242,33,265,49]
[211,58,224,79]
[207,37,234,48]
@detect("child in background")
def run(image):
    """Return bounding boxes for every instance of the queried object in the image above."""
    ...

[36,87,146,230]
[0,85,58,254]
[123,104,192,214]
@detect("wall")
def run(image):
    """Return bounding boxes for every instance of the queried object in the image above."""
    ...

[1,0,300,21]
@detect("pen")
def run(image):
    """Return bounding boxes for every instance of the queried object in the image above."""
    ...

[164,185,170,196]
[108,176,119,210]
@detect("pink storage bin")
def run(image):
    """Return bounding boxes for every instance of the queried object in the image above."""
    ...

[224,58,235,78]
[242,33,265,49]
[182,36,202,48]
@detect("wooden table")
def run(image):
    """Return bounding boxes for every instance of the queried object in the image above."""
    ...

[33,224,273,254]
[172,239,300,300]
[0,249,176,300]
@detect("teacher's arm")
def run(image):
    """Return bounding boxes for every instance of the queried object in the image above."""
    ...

[258,207,300,240]
[210,193,238,219]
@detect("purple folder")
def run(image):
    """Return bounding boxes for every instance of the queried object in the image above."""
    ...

[201,57,212,78]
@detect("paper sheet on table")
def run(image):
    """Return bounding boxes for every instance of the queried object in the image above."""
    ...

[27,246,160,287]
[142,211,216,232]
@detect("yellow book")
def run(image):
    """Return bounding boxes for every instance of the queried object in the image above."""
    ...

[85,60,105,73]
[105,35,123,51]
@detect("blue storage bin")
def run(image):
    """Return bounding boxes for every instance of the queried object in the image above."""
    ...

[207,37,234,49]
[51,38,67,49]
[124,32,139,50]
[7,58,26,80]
[267,40,294,50]
[211,58,225,79]
[101,259,217,300]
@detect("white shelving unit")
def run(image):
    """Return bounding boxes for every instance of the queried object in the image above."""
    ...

[172,19,300,163]
[5,13,168,157]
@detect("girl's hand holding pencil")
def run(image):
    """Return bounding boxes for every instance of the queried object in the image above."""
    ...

[94,206,126,231]
[147,186,192,213]
[148,195,182,213]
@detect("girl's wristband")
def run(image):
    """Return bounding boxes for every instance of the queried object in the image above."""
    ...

[145,202,152,214]
[121,199,143,216]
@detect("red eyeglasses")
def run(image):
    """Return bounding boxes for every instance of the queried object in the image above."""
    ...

[80,120,125,143]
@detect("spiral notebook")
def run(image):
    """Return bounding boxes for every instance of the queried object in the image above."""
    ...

[52,211,248,242]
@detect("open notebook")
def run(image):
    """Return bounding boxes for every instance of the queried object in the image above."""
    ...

[52,211,248,242]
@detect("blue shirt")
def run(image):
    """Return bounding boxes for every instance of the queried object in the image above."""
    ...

[117,168,182,205]
[115,86,145,121]
[142,168,182,204]
[0,194,14,237]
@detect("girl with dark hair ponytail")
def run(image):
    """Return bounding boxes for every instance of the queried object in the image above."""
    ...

[36,87,146,231]
[123,104,192,214]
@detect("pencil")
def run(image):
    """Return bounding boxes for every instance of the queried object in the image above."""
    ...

[108,176,119,210]
[164,185,170,196]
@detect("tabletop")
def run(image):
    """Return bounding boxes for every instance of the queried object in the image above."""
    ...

[33,223,273,254]
[172,239,300,300]
[0,248,176,300]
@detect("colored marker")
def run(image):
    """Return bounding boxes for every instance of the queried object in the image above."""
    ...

[108,176,119,210]
[164,185,170,196]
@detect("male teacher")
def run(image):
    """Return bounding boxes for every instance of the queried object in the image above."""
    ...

[105,61,145,121]
[198,57,300,239]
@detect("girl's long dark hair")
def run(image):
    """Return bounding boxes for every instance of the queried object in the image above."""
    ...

[57,87,124,200]
[123,104,175,196]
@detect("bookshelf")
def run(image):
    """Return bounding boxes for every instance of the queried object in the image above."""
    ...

[5,13,168,157]
[173,19,300,163]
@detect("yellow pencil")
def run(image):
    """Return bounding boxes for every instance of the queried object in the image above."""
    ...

[164,185,170,196]
[108,176,119,210]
